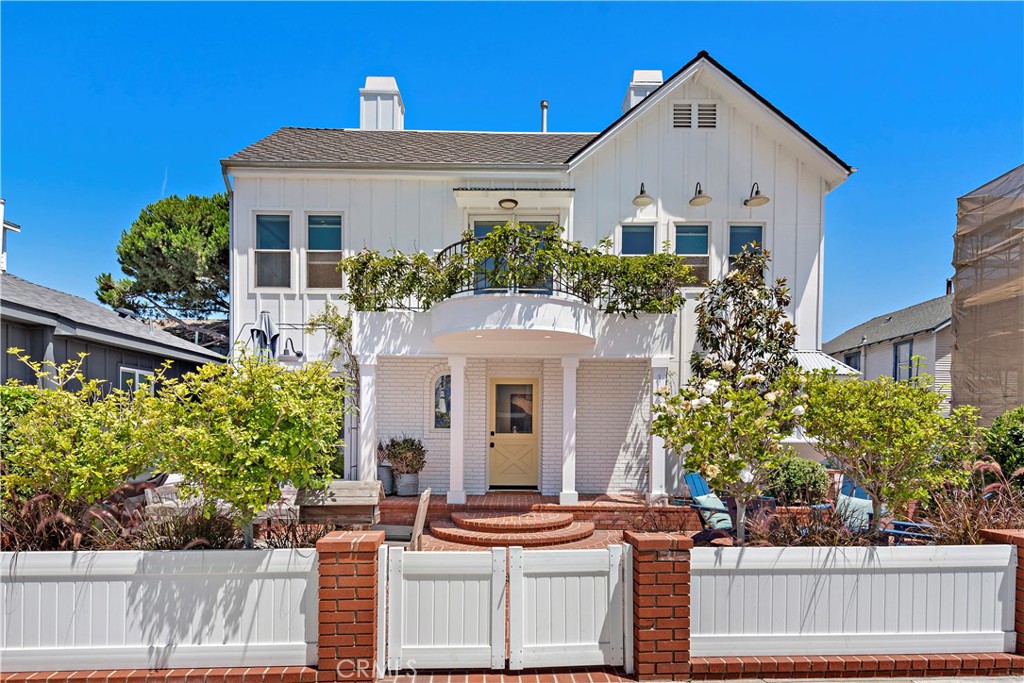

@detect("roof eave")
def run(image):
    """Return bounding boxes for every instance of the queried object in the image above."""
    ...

[221,159,571,174]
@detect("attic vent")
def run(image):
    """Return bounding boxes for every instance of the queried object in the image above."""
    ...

[673,102,718,130]
[697,103,717,128]
[672,103,693,128]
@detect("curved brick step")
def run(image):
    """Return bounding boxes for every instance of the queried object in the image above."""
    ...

[451,511,574,533]
[428,519,595,547]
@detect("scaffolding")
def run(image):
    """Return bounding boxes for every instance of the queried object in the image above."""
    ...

[951,164,1024,424]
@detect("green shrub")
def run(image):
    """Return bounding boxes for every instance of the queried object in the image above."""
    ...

[0,382,37,459]
[986,406,1024,478]
[763,454,830,505]
[383,436,427,475]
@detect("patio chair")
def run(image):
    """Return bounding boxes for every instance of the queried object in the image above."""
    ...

[373,487,432,550]
[675,472,776,533]
[834,477,935,541]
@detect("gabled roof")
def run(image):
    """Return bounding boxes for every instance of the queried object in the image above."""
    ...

[823,294,953,355]
[224,129,597,168]
[566,51,853,175]
[0,272,224,365]
[793,349,859,377]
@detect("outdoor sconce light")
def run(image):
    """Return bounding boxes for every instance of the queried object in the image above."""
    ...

[632,182,654,208]
[277,338,304,366]
[689,182,712,207]
[743,182,770,207]
[498,198,518,210]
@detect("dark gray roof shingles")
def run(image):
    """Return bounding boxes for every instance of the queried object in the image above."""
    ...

[1,272,223,362]
[823,294,953,355]
[224,128,597,166]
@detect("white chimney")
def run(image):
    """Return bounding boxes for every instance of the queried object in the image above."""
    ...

[621,70,663,113]
[359,76,405,130]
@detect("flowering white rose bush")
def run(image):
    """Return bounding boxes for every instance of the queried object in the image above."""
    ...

[652,365,807,544]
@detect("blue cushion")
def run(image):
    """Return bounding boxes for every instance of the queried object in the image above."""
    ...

[836,493,874,532]
[694,493,733,530]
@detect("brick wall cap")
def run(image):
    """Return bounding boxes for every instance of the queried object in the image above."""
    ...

[316,530,386,553]
[980,529,1024,546]
[624,530,694,551]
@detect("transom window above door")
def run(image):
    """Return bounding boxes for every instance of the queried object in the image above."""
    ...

[621,224,655,255]
[307,215,343,289]
[255,215,290,288]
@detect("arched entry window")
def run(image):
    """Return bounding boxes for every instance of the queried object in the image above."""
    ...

[433,374,451,428]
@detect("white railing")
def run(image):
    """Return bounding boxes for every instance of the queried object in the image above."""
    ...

[690,545,1016,656]
[508,545,625,670]
[385,547,506,671]
[0,549,318,672]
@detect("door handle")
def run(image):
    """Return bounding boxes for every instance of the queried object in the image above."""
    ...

[490,442,495,448]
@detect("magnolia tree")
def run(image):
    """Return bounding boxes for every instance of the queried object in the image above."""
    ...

[802,370,982,532]
[691,247,797,384]
[652,367,806,544]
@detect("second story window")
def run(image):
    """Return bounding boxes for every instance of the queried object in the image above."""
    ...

[893,340,914,381]
[675,224,709,284]
[307,215,343,289]
[729,224,763,269]
[621,224,655,255]
[255,214,290,288]
[843,352,862,372]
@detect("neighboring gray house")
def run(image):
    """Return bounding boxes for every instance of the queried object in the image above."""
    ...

[1,272,223,389]
[824,293,953,406]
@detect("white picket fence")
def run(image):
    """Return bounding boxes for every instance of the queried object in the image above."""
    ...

[382,545,628,673]
[690,544,1017,656]
[0,549,318,671]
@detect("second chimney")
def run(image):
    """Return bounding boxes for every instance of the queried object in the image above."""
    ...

[359,76,405,130]
[622,70,663,113]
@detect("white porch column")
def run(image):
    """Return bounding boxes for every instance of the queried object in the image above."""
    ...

[560,357,579,505]
[648,357,671,503]
[447,356,467,504]
[358,356,377,482]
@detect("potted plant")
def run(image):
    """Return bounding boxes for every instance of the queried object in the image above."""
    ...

[376,440,395,495]
[385,436,427,496]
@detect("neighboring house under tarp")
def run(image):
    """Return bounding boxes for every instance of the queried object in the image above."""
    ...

[952,164,1024,424]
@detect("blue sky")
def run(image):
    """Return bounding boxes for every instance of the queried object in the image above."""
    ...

[2,2,1021,340]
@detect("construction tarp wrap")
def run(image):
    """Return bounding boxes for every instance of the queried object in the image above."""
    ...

[952,164,1024,424]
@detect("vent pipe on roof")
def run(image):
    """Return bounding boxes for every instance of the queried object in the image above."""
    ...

[622,70,663,113]
[540,100,548,133]
[359,76,405,131]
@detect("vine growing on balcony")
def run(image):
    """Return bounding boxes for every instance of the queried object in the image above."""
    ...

[337,221,694,314]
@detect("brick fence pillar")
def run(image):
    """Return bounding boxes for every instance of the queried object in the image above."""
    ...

[624,531,694,681]
[981,529,1024,655]
[316,530,385,682]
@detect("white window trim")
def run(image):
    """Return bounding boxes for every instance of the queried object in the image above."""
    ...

[303,210,346,292]
[669,99,720,132]
[251,210,295,293]
[673,221,712,289]
[119,366,155,395]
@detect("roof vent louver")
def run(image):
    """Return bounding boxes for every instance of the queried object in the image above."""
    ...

[673,102,717,130]
[697,103,718,129]
[672,103,693,128]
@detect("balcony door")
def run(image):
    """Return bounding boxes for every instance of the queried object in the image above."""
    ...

[472,216,558,294]
[488,379,539,488]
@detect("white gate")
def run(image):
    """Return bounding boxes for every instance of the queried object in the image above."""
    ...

[385,546,506,671]
[508,545,626,670]
[381,544,629,674]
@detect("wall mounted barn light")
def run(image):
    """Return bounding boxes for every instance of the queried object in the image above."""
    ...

[689,182,712,207]
[276,338,304,366]
[632,183,654,208]
[498,198,519,210]
[743,182,770,207]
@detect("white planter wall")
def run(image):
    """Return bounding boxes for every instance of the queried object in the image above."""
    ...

[691,545,1016,656]
[0,549,318,672]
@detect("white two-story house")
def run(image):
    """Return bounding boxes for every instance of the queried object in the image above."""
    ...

[222,51,852,505]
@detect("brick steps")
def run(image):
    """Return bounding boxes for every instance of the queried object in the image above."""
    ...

[428,518,596,547]
[450,511,575,532]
